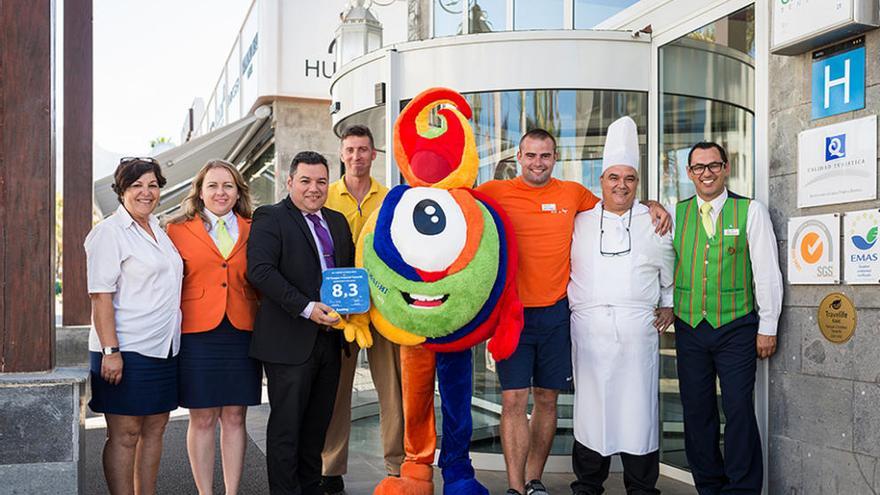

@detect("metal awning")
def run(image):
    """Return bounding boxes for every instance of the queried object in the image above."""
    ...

[94,106,272,217]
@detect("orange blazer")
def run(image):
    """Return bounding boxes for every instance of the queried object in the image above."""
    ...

[166,215,258,333]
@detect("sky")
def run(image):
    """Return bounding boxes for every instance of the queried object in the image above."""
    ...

[92,0,252,175]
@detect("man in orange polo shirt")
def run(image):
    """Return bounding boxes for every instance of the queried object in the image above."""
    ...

[477,128,670,495]
[320,125,404,495]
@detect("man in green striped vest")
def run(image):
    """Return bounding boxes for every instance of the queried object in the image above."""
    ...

[672,142,783,495]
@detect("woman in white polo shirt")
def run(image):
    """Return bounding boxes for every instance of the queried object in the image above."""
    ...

[85,157,183,494]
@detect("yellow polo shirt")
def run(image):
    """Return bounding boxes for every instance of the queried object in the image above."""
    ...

[326,176,389,242]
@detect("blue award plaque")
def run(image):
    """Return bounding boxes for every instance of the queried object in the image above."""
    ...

[320,268,370,314]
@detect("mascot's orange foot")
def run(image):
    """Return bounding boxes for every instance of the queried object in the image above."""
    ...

[373,462,434,495]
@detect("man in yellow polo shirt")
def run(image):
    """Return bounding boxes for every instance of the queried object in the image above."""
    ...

[320,125,404,495]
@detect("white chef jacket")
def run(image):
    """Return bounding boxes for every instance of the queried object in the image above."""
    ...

[85,205,184,358]
[568,202,674,456]
[670,189,783,336]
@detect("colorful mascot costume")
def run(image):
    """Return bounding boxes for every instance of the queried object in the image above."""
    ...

[337,87,523,495]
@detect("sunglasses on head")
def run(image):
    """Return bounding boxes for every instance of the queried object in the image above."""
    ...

[119,156,159,166]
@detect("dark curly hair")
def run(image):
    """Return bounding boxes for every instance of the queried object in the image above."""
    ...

[111,158,167,203]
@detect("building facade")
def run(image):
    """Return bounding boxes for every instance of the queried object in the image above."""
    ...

[331,1,880,492]
[93,1,880,492]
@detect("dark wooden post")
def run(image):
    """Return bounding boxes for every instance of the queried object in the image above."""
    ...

[62,0,93,326]
[0,0,55,372]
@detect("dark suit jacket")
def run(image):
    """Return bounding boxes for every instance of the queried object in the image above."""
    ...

[247,196,354,365]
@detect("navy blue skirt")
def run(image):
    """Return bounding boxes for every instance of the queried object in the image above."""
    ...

[178,317,262,409]
[89,350,178,416]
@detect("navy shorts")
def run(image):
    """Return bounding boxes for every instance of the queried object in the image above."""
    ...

[497,297,572,391]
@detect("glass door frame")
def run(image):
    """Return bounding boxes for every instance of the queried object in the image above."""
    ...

[647,0,770,490]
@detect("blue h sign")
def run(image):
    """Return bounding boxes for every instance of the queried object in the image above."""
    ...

[812,46,865,120]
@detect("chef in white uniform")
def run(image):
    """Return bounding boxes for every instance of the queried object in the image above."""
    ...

[567,116,674,495]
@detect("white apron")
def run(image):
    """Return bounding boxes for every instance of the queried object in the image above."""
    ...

[567,203,674,456]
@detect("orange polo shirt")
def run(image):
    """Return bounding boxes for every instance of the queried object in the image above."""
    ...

[477,177,599,308]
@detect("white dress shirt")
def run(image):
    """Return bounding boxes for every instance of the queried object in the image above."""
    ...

[670,189,784,336]
[203,208,239,248]
[299,209,334,320]
[85,204,184,358]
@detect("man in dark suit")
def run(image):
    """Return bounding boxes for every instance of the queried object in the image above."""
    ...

[247,150,355,495]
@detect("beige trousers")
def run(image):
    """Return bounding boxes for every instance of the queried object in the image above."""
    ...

[321,330,405,476]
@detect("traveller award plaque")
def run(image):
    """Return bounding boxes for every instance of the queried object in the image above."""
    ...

[817,292,857,344]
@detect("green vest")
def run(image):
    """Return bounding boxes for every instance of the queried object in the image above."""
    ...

[673,195,754,328]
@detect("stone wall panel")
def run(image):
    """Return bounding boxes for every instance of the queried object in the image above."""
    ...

[853,382,880,457]
[774,373,853,450]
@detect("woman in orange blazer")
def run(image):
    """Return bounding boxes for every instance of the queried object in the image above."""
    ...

[166,160,260,495]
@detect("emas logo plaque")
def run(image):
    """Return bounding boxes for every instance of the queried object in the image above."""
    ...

[817,292,857,344]
[843,209,880,284]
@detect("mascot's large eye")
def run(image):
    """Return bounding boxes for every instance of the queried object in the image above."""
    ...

[390,188,466,272]
[413,199,446,236]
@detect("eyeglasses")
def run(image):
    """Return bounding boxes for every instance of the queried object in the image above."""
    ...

[599,205,632,257]
[688,161,726,175]
[119,156,159,166]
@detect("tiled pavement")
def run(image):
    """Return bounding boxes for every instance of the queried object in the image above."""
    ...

[85,394,695,494]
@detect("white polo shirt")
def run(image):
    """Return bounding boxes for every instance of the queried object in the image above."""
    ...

[85,205,184,358]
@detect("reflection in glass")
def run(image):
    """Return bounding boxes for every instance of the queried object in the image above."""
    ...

[434,0,464,36]
[659,95,753,206]
[686,5,755,57]
[514,0,564,30]
[658,4,754,472]
[574,0,639,29]
[466,89,648,196]
[469,0,506,33]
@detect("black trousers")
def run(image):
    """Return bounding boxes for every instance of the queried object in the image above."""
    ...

[571,441,660,495]
[675,314,763,495]
[264,331,341,495]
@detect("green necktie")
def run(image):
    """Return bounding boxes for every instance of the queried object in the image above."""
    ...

[216,218,235,257]
[700,202,715,238]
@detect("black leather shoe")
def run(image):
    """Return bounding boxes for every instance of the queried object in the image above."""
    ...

[320,475,345,495]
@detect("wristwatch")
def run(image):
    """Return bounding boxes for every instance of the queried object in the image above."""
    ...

[101,346,120,355]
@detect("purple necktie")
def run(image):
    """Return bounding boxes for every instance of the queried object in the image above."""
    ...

[306,213,335,269]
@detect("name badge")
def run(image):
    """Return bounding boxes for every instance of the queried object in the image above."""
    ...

[320,268,370,314]
[723,228,740,236]
[542,203,557,212]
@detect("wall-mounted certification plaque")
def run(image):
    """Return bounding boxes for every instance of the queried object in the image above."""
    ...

[817,292,857,344]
